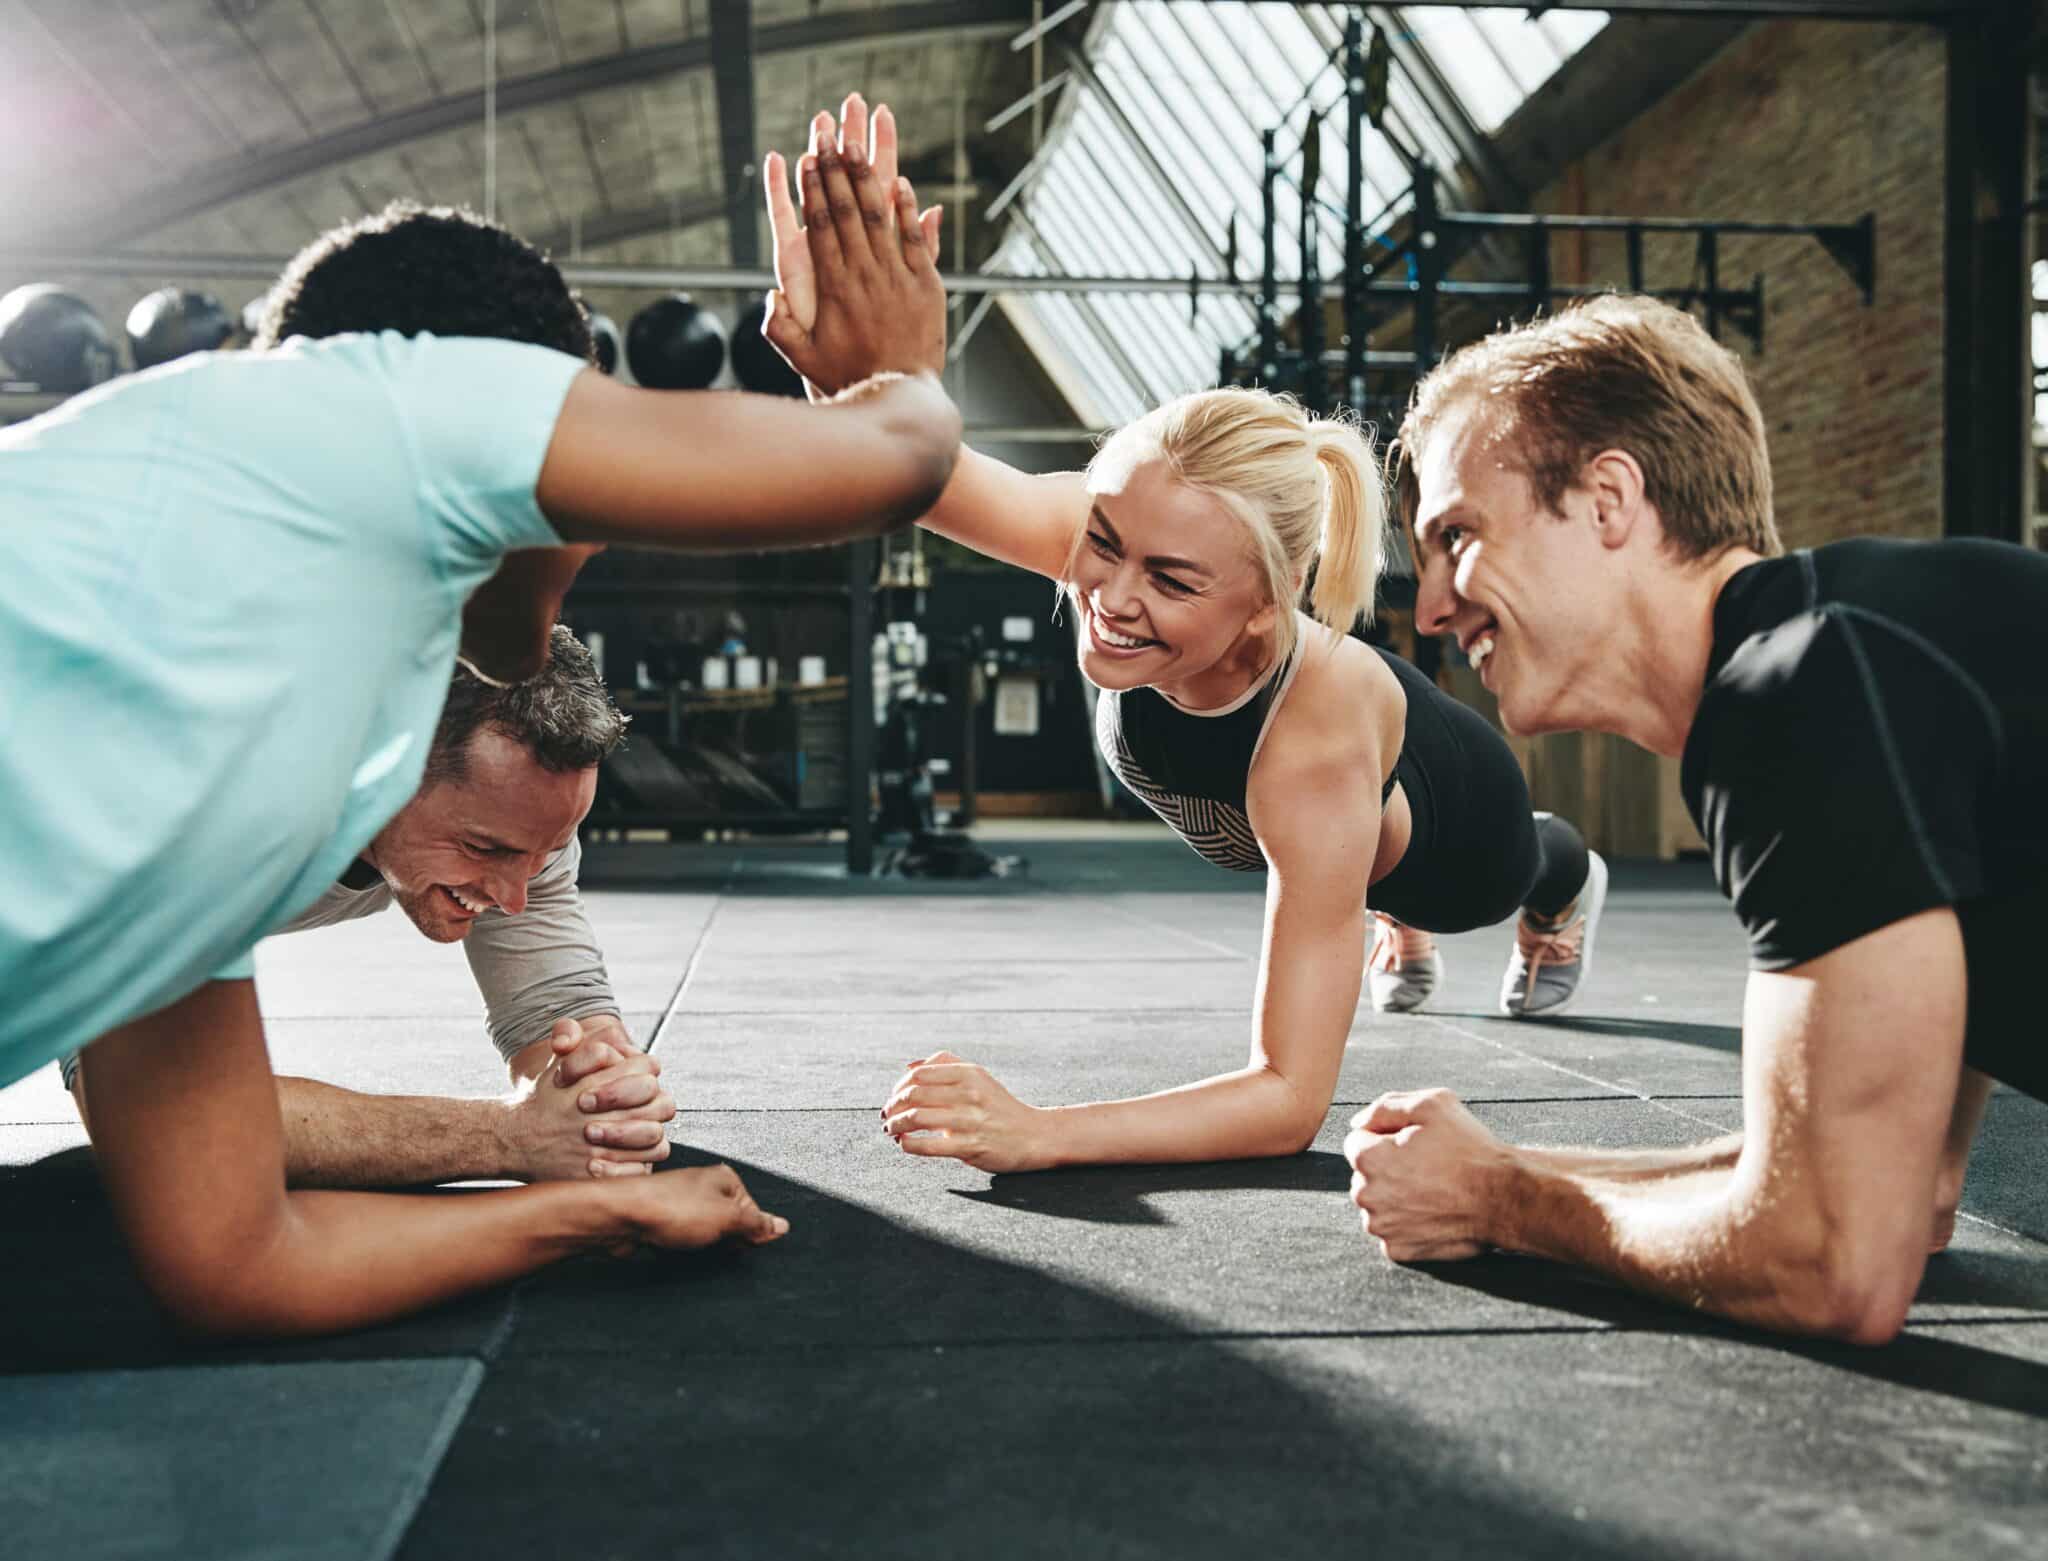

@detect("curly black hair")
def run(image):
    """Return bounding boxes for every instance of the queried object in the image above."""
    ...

[253,200,594,363]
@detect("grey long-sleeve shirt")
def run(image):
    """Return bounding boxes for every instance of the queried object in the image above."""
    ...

[61,834,622,1087]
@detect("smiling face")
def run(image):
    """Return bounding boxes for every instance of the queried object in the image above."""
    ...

[1409,403,1626,736]
[363,727,597,942]
[1070,456,1278,698]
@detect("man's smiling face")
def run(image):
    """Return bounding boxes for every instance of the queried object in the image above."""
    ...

[1408,402,1622,737]
[364,728,596,942]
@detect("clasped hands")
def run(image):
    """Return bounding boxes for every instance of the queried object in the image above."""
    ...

[503,1015,674,1182]
[511,1017,788,1253]
[1344,1088,1514,1263]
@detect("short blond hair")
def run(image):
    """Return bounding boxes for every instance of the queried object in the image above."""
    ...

[1083,388,1386,667]
[1393,295,1781,560]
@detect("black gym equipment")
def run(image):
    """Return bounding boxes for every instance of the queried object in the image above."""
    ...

[870,559,1025,881]
[1218,17,1878,425]
[626,293,726,389]
[126,287,233,371]
[0,285,119,393]
[730,295,805,398]
[589,312,621,375]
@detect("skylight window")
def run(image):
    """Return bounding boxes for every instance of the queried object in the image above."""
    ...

[1000,3,1609,419]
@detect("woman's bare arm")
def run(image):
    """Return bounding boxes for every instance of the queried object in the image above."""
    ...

[916,450,1090,581]
[883,706,1382,1171]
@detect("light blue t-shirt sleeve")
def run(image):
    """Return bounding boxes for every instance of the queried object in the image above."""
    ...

[211,951,257,983]
[376,334,588,581]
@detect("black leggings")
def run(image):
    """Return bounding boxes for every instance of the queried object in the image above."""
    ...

[1368,647,1589,934]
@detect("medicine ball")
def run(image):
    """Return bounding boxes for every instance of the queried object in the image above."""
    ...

[0,285,119,393]
[626,293,726,389]
[589,311,621,376]
[126,287,234,370]
[730,295,804,398]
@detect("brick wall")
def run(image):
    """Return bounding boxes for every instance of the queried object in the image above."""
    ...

[1477,21,1949,855]
[1532,19,1948,551]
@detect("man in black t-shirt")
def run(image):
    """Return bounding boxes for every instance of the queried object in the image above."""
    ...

[1342,294,2045,1345]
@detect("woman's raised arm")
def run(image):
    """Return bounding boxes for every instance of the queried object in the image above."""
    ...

[760,108,1091,582]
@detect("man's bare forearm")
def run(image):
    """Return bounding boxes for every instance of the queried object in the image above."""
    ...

[79,979,660,1339]
[1489,1156,1826,1333]
[275,1076,512,1187]
[77,1071,515,1189]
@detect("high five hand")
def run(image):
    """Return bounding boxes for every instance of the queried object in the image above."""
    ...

[761,96,948,396]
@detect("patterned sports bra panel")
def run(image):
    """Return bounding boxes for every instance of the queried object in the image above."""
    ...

[1095,633,1402,875]
[1101,709,1268,872]
[1094,651,1301,874]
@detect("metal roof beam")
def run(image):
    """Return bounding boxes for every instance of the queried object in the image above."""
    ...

[524,152,967,261]
[1169,0,1987,19]
[707,0,761,267]
[59,0,1034,248]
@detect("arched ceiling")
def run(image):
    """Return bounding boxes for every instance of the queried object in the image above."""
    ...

[1,2,1723,419]
[2,0,1046,352]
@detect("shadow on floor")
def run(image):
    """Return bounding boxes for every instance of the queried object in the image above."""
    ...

[1426,1253,2048,1418]
[0,1147,517,1374]
[951,1151,1353,1226]
[8,1136,2044,1558]
[1433,1011,1744,1053]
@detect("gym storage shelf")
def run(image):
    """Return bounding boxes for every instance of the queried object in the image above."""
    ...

[566,540,880,869]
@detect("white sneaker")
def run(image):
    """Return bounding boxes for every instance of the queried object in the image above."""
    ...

[1369,912,1443,1014]
[1500,851,1609,1019]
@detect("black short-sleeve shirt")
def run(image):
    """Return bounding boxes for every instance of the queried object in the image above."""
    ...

[1681,538,2048,1097]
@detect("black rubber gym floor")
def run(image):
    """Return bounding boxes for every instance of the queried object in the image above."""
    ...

[3,824,2044,1559]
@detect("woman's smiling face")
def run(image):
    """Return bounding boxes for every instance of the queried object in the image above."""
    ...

[1070,456,1276,694]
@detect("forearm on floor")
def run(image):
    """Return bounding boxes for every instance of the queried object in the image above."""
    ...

[187,1181,636,1337]
[275,1075,513,1187]
[1488,1158,1864,1338]
[1046,1067,1323,1168]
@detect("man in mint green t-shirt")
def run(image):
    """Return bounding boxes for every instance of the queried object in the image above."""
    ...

[0,168,958,1336]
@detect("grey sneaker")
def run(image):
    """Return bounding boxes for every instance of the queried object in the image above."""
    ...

[1500,851,1609,1019]
[1369,912,1443,1014]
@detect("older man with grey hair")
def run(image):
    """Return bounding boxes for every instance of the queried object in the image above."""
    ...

[67,625,672,1185]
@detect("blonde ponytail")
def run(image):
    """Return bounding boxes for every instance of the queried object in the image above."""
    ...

[1086,388,1387,667]
[1308,419,1386,638]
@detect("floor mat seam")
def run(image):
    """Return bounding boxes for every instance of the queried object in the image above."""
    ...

[371,1356,489,1561]
[1087,898,1255,961]
[1413,1013,1735,1134]
[648,859,743,1058]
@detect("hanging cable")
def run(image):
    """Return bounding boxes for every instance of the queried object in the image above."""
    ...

[483,0,498,223]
